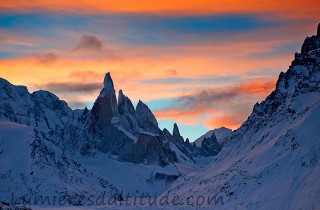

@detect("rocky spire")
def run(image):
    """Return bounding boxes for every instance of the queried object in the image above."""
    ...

[136,100,159,133]
[118,89,135,116]
[97,72,119,116]
[100,72,115,97]
[185,138,190,144]
[173,123,184,143]
[118,89,125,102]
[90,72,119,132]
[317,23,320,36]
[118,89,126,115]
[173,123,180,138]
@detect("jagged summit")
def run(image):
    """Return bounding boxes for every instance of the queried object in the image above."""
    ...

[301,23,320,54]
[84,71,222,165]
[99,72,116,100]
[103,72,114,90]
[95,72,119,118]
[173,123,181,138]
[245,26,320,134]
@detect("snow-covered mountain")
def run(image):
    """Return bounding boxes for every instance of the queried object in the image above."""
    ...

[0,70,221,204]
[194,127,233,146]
[1,22,319,210]
[160,24,320,209]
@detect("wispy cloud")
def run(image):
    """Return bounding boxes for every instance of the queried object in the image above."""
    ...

[138,76,241,85]
[34,82,102,93]
[37,52,59,64]
[154,79,276,129]
[0,12,299,47]
[166,69,178,76]
[68,100,88,109]
[68,70,104,81]
[73,35,103,52]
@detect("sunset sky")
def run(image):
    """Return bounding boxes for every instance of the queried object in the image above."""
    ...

[1,0,319,140]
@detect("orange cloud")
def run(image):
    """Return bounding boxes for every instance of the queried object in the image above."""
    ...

[1,0,319,20]
[154,107,213,120]
[153,78,276,129]
[68,70,105,81]
[154,107,217,126]
[206,113,246,130]
[0,39,282,104]
[237,79,276,94]
[0,32,35,46]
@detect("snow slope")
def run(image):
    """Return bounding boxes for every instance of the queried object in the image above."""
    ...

[0,121,32,178]
[0,121,213,208]
[163,96,320,209]
[73,152,180,197]
[0,121,119,205]
[159,26,320,209]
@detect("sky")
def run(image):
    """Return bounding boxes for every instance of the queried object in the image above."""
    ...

[0,1,319,141]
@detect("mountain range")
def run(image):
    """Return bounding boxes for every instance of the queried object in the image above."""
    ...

[0,62,224,204]
[0,24,320,209]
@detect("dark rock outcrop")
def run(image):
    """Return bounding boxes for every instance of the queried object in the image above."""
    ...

[199,133,222,157]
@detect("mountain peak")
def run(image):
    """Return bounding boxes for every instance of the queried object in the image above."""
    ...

[98,72,116,99]
[91,72,119,125]
[301,25,320,54]
[103,72,114,91]
[173,123,180,137]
